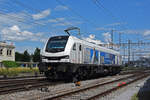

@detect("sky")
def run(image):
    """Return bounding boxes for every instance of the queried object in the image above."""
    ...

[0,0,150,54]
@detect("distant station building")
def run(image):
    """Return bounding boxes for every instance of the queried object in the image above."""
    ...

[0,41,15,67]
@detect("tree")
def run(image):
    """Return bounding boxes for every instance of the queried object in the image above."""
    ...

[15,52,23,61]
[32,48,41,62]
[22,50,31,62]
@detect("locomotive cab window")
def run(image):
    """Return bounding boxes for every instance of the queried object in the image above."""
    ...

[45,36,69,53]
[73,43,76,51]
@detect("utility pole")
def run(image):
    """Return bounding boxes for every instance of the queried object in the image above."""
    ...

[111,29,115,49]
[107,39,150,65]
[128,40,131,65]
[119,32,122,46]
[123,45,126,64]
[111,30,114,44]
[132,51,134,64]
[0,33,1,42]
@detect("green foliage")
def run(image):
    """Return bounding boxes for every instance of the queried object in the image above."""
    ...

[0,67,39,76]
[15,50,31,62]
[22,50,31,62]
[122,66,147,71]
[131,93,138,100]
[15,48,41,62]
[2,60,19,68]
[32,48,41,62]
[15,52,23,61]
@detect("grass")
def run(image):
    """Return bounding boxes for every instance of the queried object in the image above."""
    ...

[131,93,138,100]
[122,66,148,71]
[0,67,39,77]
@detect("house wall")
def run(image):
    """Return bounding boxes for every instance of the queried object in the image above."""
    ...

[0,42,15,65]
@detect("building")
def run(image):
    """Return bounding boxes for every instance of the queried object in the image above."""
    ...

[0,42,15,67]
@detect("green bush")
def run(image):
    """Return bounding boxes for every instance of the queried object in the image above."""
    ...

[0,67,39,76]
[131,93,138,100]
[2,60,20,68]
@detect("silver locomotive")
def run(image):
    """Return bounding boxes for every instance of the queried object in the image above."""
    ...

[39,27,122,81]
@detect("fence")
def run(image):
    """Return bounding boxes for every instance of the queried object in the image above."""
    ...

[17,62,39,67]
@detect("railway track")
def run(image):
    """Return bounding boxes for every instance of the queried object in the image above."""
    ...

[0,70,148,99]
[0,76,63,95]
[119,69,147,75]
[30,72,149,100]
[0,76,45,84]
[86,74,148,100]
[0,75,44,80]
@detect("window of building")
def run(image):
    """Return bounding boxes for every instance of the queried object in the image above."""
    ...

[0,48,3,55]
[73,44,76,51]
[7,49,12,56]
[79,45,82,51]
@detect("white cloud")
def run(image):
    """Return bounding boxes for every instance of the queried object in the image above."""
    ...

[120,30,143,34]
[40,38,48,43]
[0,11,49,42]
[47,17,82,27]
[96,22,126,31]
[96,27,112,31]
[53,21,72,26]
[103,32,111,43]
[1,25,46,42]
[48,18,65,23]
[35,17,66,25]
[0,12,33,29]
[16,46,36,54]
[32,9,51,20]
[35,17,82,27]
[54,5,68,11]
[144,30,150,36]
[105,22,124,27]
[10,25,20,32]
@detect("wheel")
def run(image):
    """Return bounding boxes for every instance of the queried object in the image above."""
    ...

[44,70,57,81]
[72,76,78,83]
[76,68,84,80]
[83,69,88,79]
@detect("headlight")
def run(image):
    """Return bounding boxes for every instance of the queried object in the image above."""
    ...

[64,55,69,59]
[42,56,46,59]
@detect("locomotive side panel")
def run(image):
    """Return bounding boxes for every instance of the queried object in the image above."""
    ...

[70,43,77,63]
[83,47,91,64]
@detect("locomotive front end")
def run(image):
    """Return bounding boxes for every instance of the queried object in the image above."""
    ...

[39,35,72,79]
[42,35,70,62]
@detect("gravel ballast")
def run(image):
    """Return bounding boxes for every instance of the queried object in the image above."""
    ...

[102,76,150,100]
[0,74,143,100]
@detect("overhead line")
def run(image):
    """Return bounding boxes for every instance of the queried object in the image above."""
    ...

[93,0,117,21]
[1,4,43,25]
[92,0,127,30]
[0,3,46,26]
[91,0,134,45]
[55,0,98,28]
[0,11,45,26]
[11,0,95,36]
[10,0,74,27]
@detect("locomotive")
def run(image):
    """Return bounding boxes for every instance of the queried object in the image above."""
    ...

[39,27,122,81]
